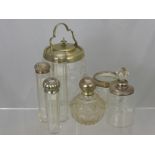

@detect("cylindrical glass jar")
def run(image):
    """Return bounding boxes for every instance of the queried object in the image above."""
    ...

[107,67,135,127]
[68,57,86,101]
[34,62,50,122]
[43,23,86,121]
[107,94,135,127]
[93,71,117,105]
[43,77,60,134]
[53,62,68,122]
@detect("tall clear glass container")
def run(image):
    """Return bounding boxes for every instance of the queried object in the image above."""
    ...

[93,71,117,105]
[43,77,60,134]
[43,23,86,122]
[107,67,135,127]
[68,58,86,101]
[34,62,50,122]
[53,62,68,122]
[70,77,105,125]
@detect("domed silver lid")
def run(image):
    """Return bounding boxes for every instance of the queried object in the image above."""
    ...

[79,77,96,96]
[43,23,85,63]
[34,62,50,74]
[43,77,60,94]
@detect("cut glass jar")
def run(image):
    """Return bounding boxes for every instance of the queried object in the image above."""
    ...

[70,77,105,125]
[107,67,135,127]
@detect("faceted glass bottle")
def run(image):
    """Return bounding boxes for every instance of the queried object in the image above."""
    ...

[107,67,135,127]
[34,62,50,122]
[43,77,60,134]
[70,77,105,125]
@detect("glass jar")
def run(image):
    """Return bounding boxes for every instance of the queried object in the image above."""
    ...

[43,77,60,134]
[43,23,86,122]
[107,67,135,127]
[34,62,50,122]
[68,57,86,101]
[52,62,68,122]
[70,77,105,125]
[93,71,117,105]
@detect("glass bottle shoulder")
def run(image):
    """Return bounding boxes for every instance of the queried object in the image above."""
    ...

[71,92,105,107]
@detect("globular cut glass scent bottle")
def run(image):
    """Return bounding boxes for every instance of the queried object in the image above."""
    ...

[43,23,86,122]
[93,71,117,104]
[43,77,60,134]
[107,67,135,127]
[34,62,50,122]
[70,77,105,125]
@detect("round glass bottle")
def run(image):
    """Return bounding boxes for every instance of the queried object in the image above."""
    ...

[107,67,135,127]
[70,77,105,125]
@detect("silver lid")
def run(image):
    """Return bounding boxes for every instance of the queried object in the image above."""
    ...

[109,67,134,96]
[79,77,96,96]
[43,23,85,63]
[34,62,50,74]
[43,77,60,94]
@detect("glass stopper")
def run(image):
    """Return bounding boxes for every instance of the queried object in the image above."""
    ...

[116,67,129,81]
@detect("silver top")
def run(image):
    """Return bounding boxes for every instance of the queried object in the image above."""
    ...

[43,23,85,63]
[34,62,50,74]
[43,77,60,94]
[109,67,134,96]
[79,77,96,96]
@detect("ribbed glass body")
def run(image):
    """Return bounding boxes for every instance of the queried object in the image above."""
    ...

[107,94,135,127]
[52,62,68,122]
[35,73,50,122]
[70,93,105,125]
[68,58,86,101]
[43,58,86,122]
[44,92,60,134]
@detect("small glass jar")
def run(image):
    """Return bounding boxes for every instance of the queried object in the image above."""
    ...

[34,62,50,122]
[70,77,105,125]
[93,71,117,104]
[43,77,60,134]
[107,68,135,127]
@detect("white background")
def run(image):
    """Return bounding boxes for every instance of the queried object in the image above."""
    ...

[0,19,155,108]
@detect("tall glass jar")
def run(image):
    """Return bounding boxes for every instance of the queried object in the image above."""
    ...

[34,62,50,122]
[107,68,135,127]
[68,57,86,101]
[43,77,60,134]
[43,23,86,122]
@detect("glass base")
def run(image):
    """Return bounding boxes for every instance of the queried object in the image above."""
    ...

[0,108,154,134]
